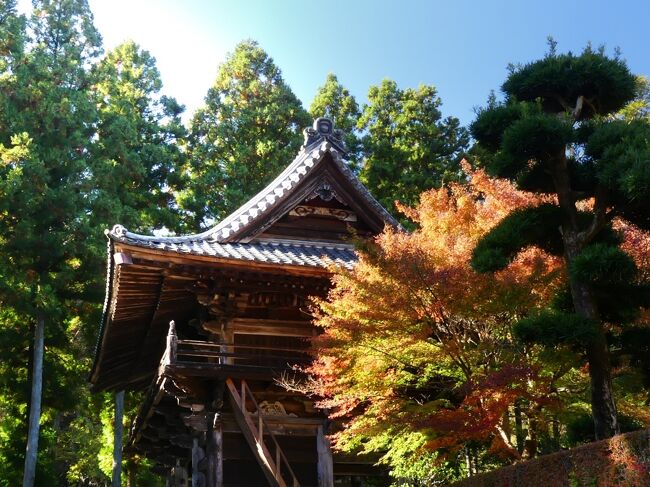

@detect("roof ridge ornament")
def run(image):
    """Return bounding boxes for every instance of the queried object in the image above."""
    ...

[110,224,128,238]
[301,117,347,154]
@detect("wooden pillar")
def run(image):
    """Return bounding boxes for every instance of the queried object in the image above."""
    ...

[222,325,234,365]
[192,437,205,487]
[206,416,223,487]
[172,459,188,487]
[112,390,125,487]
[317,425,334,487]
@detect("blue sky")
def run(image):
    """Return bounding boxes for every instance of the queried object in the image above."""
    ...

[19,0,650,127]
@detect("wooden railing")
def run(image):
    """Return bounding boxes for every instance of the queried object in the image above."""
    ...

[177,340,310,366]
[226,378,301,487]
[161,321,311,371]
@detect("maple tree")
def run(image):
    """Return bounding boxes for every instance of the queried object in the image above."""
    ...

[305,164,566,481]
[305,159,650,481]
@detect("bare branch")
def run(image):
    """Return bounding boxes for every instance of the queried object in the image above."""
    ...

[572,95,585,120]
[577,183,612,245]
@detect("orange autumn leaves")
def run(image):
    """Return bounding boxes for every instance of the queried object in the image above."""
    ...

[307,163,564,456]
[306,163,650,462]
[617,219,650,325]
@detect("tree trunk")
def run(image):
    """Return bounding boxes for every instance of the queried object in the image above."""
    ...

[525,417,538,459]
[22,311,45,487]
[514,401,525,454]
[585,325,619,439]
[112,390,125,487]
[127,462,136,487]
[565,245,619,439]
[552,155,619,440]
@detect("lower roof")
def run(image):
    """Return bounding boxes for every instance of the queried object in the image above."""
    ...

[110,226,357,270]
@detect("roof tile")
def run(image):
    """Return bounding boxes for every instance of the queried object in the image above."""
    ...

[119,234,358,270]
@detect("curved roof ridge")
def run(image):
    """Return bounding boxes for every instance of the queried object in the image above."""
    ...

[107,118,400,245]
[108,139,328,244]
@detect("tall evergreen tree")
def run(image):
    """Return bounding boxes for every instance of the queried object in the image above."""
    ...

[358,79,469,215]
[0,1,102,484]
[86,41,187,485]
[0,0,24,82]
[470,44,650,439]
[90,40,186,237]
[180,40,310,228]
[309,73,362,169]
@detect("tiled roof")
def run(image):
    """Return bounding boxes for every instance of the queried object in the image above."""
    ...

[113,234,358,270]
[106,118,397,270]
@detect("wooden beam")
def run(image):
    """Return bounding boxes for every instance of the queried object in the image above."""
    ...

[208,318,315,338]
[114,252,133,266]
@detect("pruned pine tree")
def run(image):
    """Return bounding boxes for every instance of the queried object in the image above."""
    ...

[470,44,650,439]
[181,40,310,228]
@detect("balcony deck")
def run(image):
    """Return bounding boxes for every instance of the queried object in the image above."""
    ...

[161,327,312,381]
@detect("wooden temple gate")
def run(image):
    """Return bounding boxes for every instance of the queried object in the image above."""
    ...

[90,119,398,486]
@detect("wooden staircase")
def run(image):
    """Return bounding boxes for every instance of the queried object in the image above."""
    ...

[225,378,301,487]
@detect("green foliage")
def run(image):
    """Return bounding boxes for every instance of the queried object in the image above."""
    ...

[472,49,650,226]
[619,327,650,390]
[586,120,650,229]
[569,243,636,286]
[375,430,462,486]
[309,72,362,169]
[470,101,526,152]
[180,40,310,227]
[617,76,650,121]
[513,310,598,347]
[565,412,643,445]
[473,104,574,193]
[502,113,574,170]
[502,47,636,118]
[0,2,180,484]
[471,204,564,272]
[471,43,650,439]
[310,75,469,218]
[90,40,186,236]
[55,393,111,485]
[0,0,25,76]
[358,79,469,214]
